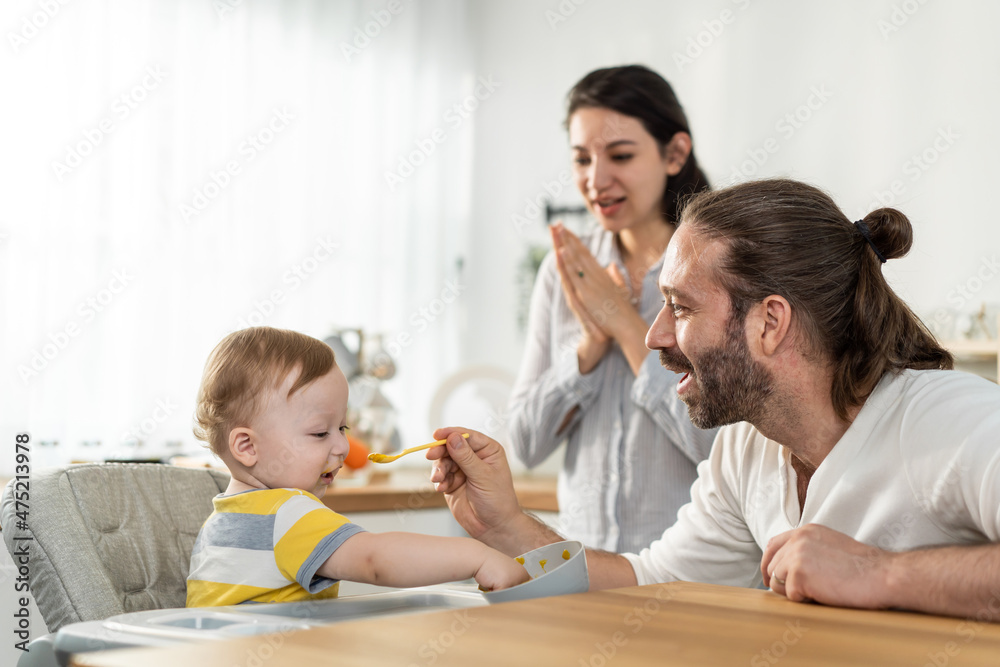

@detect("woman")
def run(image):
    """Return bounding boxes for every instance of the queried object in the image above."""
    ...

[507,65,719,554]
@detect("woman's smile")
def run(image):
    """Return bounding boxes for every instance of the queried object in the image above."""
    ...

[594,196,626,216]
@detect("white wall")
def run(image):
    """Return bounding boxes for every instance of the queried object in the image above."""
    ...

[462,0,1000,387]
[5,0,997,473]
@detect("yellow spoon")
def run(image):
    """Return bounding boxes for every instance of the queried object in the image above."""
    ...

[367,433,470,464]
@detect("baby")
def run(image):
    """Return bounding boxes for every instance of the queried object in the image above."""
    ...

[186,326,528,606]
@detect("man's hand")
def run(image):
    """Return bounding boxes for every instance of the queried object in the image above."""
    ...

[427,428,525,550]
[427,427,645,591]
[761,523,895,609]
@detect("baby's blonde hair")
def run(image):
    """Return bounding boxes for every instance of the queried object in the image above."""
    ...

[194,327,335,457]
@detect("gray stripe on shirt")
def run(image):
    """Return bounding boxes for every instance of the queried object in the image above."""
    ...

[192,512,275,555]
[297,523,367,592]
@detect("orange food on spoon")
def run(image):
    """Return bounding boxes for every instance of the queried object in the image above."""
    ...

[344,434,370,470]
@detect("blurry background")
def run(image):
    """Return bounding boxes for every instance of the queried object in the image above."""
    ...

[2,0,999,475]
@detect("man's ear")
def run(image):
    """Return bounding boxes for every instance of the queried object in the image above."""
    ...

[228,427,258,467]
[749,295,792,357]
[663,132,693,177]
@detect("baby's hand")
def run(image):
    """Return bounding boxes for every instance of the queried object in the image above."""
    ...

[475,551,530,592]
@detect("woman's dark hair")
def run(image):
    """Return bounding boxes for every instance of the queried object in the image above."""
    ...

[680,178,953,420]
[566,64,710,224]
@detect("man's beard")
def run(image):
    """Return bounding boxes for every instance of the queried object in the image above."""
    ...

[659,315,774,429]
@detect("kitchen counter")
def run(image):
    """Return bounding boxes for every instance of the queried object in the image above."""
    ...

[0,467,556,527]
[324,470,558,513]
[69,581,1000,666]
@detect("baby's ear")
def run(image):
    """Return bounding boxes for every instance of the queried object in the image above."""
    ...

[229,427,258,466]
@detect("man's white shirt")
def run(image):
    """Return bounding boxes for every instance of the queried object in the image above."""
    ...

[623,369,1000,587]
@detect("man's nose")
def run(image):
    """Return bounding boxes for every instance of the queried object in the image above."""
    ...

[646,305,677,350]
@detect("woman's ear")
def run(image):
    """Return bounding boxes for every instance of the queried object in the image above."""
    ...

[229,427,258,467]
[663,132,692,176]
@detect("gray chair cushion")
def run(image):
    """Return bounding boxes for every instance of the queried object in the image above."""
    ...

[0,463,229,632]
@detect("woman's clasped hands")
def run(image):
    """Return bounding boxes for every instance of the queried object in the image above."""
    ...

[550,222,647,374]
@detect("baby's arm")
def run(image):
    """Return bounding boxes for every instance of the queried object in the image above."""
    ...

[317,532,529,591]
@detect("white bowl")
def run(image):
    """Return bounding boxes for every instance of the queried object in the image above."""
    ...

[482,540,589,604]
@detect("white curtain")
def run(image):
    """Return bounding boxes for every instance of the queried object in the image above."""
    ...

[1,0,475,470]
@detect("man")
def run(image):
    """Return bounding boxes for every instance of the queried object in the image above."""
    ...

[428,178,1000,619]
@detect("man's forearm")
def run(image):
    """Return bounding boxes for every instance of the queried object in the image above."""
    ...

[481,511,564,557]
[481,511,639,591]
[885,543,1000,619]
[585,549,639,590]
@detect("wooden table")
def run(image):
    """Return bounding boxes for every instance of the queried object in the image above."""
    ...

[69,582,1000,666]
